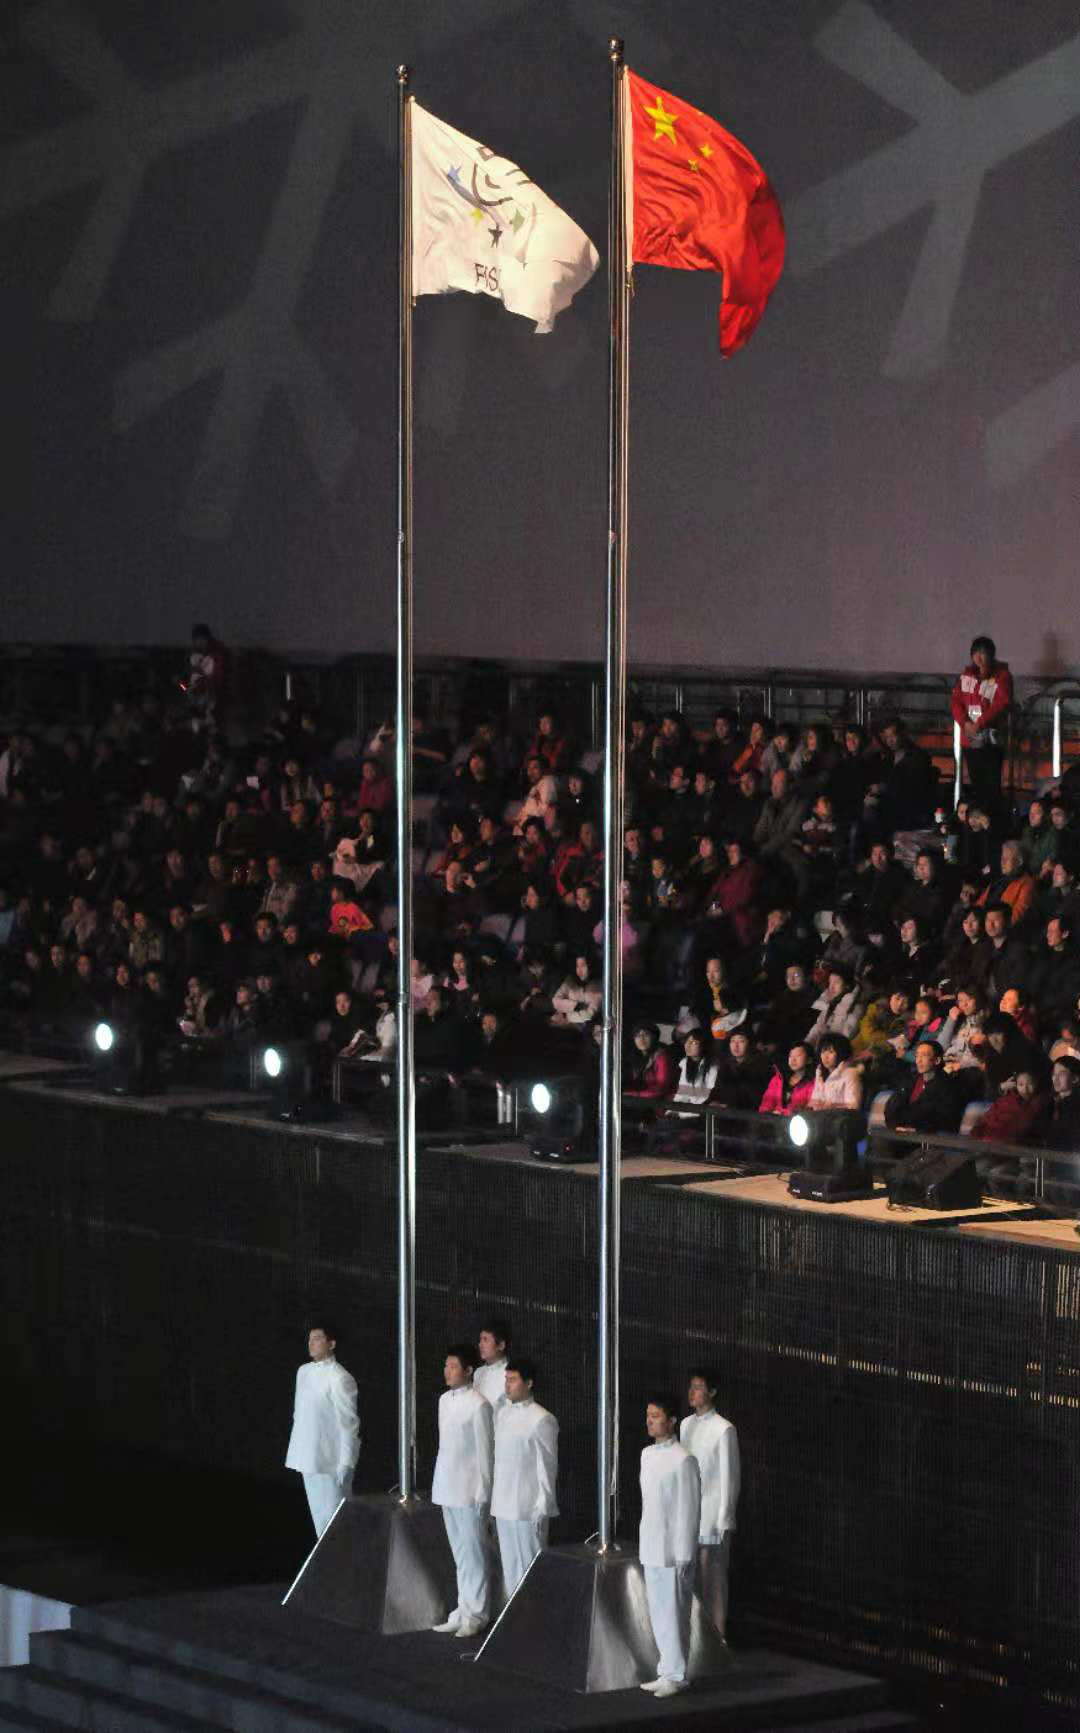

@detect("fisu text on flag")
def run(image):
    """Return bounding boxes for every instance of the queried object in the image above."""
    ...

[411,101,599,334]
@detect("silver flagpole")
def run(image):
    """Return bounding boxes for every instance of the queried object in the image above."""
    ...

[597,36,630,1555]
[395,63,418,1503]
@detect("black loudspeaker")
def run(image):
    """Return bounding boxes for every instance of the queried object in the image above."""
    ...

[886,1149,982,1210]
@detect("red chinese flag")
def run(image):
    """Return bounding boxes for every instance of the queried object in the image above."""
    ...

[626,68,785,355]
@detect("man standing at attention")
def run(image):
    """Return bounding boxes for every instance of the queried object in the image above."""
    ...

[639,1392,701,1700]
[284,1321,360,1539]
[680,1368,740,1639]
[490,1357,559,1596]
[431,1343,495,1639]
[473,1318,510,1414]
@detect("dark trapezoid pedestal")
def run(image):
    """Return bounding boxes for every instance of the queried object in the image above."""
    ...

[283,1492,456,1634]
[475,1543,731,1694]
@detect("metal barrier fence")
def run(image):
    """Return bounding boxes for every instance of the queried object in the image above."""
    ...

[7,641,1080,802]
[327,1062,1080,1208]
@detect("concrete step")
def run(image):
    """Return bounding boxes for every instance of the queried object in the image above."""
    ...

[72,1601,402,1729]
[29,1629,355,1731]
[785,1712,923,1732]
[0,1701,69,1732]
[0,1663,210,1731]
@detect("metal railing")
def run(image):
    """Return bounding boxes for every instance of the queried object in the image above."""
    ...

[634,1096,1080,1210]
[331,1055,515,1126]
[10,641,1080,810]
[1042,685,1080,780]
[866,1125,1080,1215]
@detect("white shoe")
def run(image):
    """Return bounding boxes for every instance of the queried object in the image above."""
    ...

[652,1677,689,1698]
[453,1617,487,1639]
[639,1677,663,1692]
[431,1611,460,1633]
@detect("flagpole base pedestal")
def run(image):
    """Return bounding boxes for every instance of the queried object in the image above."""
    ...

[281,1494,455,1634]
[473,1542,731,1694]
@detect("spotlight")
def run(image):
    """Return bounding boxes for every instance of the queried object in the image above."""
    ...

[252,1041,337,1122]
[787,1108,873,1202]
[89,1017,162,1095]
[788,1112,810,1149]
[519,1074,595,1163]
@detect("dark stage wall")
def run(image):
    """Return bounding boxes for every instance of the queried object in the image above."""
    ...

[4,2,1079,675]
[3,1083,1079,1713]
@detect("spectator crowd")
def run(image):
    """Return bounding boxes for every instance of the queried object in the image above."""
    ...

[4,639,1080,1193]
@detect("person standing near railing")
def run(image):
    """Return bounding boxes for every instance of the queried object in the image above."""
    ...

[951,636,1013,818]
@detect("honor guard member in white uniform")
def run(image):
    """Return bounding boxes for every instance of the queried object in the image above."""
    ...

[431,1342,495,1638]
[473,1318,509,1413]
[639,1392,701,1700]
[284,1322,360,1539]
[490,1357,559,1595]
[680,1367,740,1637]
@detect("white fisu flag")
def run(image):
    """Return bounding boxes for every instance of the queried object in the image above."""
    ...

[411,101,599,333]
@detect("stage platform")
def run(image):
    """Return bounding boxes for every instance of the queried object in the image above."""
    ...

[958,1213,1080,1252]
[0,1582,918,1731]
[680,1169,1044,1228]
[0,1050,81,1080]
[3,1065,1079,1722]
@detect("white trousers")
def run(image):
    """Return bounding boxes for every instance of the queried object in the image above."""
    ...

[697,1536,731,1636]
[441,1506,490,1622]
[496,1516,548,1596]
[643,1561,694,1683]
[303,1471,351,1538]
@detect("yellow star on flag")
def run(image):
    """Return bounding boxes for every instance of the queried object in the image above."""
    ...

[688,157,700,172]
[700,141,714,158]
[643,94,678,144]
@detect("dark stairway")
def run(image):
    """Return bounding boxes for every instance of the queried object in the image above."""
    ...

[0,1586,924,1731]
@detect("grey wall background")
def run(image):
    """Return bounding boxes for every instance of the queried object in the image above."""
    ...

[3,0,1078,673]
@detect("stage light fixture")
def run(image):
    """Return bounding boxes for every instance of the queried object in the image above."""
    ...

[252,1041,337,1121]
[788,1112,810,1149]
[89,1017,163,1095]
[519,1074,595,1163]
[787,1107,873,1202]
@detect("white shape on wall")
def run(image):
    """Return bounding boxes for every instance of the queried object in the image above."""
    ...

[2,0,532,539]
[787,2,1080,484]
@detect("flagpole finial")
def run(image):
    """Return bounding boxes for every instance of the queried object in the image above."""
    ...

[608,37,623,64]
[397,64,411,87]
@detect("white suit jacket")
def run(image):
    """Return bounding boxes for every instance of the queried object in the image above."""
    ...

[284,1357,360,1477]
[431,1385,494,1509]
[491,1398,559,1521]
[639,1439,701,1568]
[679,1410,740,1541]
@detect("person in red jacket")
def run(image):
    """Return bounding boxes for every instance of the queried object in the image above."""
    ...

[758,1043,816,1117]
[624,1023,677,1100]
[951,636,1013,816]
[973,1068,1049,1147]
